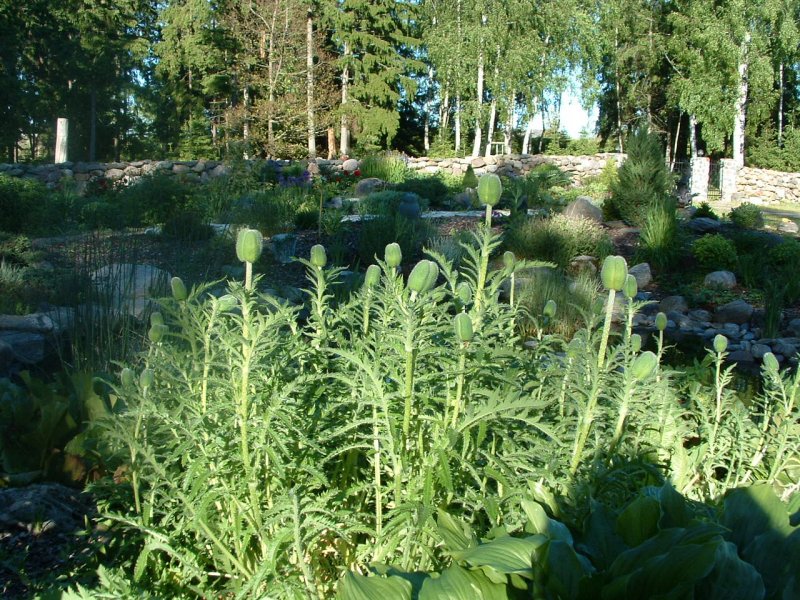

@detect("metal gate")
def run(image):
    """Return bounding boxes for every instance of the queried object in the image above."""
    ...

[707,160,721,202]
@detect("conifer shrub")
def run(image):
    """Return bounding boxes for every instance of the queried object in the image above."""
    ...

[692,233,737,270]
[729,202,764,229]
[0,175,50,234]
[605,128,673,225]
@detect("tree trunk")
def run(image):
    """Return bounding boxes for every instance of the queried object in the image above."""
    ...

[454,93,461,154]
[439,89,450,138]
[671,112,682,171]
[778,62,784,145]
[522,98,537,154]
[732,31,751,169]
[484,97,497,157]
[614,27,623,152]
[243,86,251,159]
[471,30,485,157]
[423,65,433,153]
[306,10,316,158]
[503,91,515,154]
[327,127,336,160]
[689,114,698,157]
[89,88,97,161]
[340,42,350,156]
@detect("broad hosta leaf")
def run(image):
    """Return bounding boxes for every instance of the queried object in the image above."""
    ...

[616,496,660,547]
[578,500,626,570]
[437,510,477,554]
[540,539,593,599]
[337,572,413,600]
[695,541,765,600]
[453,535,547,579]
[723,485,795,547]
[656,482,690,529]
[522,499,573,544]
[418,565,508,600]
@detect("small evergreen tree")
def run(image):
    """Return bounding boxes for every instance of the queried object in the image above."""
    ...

[605,128,673,225]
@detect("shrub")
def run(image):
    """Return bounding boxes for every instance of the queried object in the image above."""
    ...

[637,199,682,270]
[0,175,50,234]
[505,213,613,269]
[80,200,127,230]
[729,202,764,229]
[768,239,800,269]
[462,164,479,189]
[517,269,598,338]
[606,128,673,225]
[115,174,197,226]
[357,212,435,265]
[161,210,214,241]
[231,187,306,236]
[692,202,718,220]
[358,153,409,183]
[393,175,449,206]
[692,234,737,270]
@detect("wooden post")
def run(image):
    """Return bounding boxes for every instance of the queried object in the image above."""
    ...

[55,118,69,163]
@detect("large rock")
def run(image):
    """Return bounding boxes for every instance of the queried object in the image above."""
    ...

[714,299,754,324]
[772,338,798,358]
[342,158,359,173]
[0,314,55,333]
[786,318,800,337]
[91,263,171,318]
[0,331,47,364]
[0,483,93,533]
[777,220,799,234]
[628,263,652,288]
[659,295,688,314]
[686,217,722,234]
[354,177,387,197]
[704,270,737,289]
[563,196,603,223]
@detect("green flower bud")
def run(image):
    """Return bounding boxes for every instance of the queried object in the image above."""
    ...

[503,251,516,269]
[623,274,638,299]
[477,173,503,207]
[148,323,168,343]
[364,264,381,288]
[456,281,472,305]
[170,276,188,301]
[150,312,164,327]
[384,243,402,268]
[763,352,779,372]
[543,299,557,318]
[236,228,263,264]
[630,351,658,380]
[713,334,728,354]
[310,244,327,268]
[630,333,642,353]
[120,368,135,389]
[655,312,668,332]
[454,312,474,343]
[408,260,438,294]
[600,255,628,291]
[139,368,154,390]
[217,294,237,312]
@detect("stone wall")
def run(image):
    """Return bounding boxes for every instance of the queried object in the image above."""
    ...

[733,166,800,204]
[405,153,624,183]
[0,153,624,191]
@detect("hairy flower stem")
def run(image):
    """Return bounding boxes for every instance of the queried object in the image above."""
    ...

[484,205,492,228]
[608,380,635,457]
[767,375,799,483]
[291,491,317,599]
[372,404,383,537]
[451,350,467,426]
[474,228,491,316]
[597,289,616,368]
[245,261,254,292]
[200,305,219,414]
[708,350,725,462]
[570,378,602,476]
[402,340,415,447]
[362,290,372,335]
[239,293,253,471]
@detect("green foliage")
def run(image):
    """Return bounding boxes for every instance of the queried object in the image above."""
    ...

[114,174,198,227]
[231,187,307,236]
[358,154,410,183]
[0,371,117,485]
[161,211,214,242]
[357,212,435,265]
[341,482,798,600]
[517,269,599,338]
[692,202,719,220]
[636,199,682,270]
[463,165,479,189]
[767,239,800,269]
[505,214,613,270]
[606,129,673,225]
[80,201,127,230]
[0,175,51,234]
[728,203,765,229]
[393,175,450,206]
[692,234,738,271]
[747,126,800,172]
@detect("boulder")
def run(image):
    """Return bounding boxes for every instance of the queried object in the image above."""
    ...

[569,255,597,276]
[751,343,771,359]
[786,318,800,337]
[704,270,737,289]
[0,314,55,333]
[0,483,93,533]
[659,295,688,314]
[454,188,478,209]
[342,158,359,173]
[354,177,386,197]
[397,193,421,219]
[777,220,799,234]
[688,309,712,323]
[772,338,798,358]
[727,350,755,364]
[91,263,171,319]
[0,331,47,364]
[714,299,754,324]
[628,263,652,288]
[563,196,602,223]
[686,217,722,234]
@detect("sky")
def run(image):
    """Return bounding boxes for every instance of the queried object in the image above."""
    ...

[560,92,598,138]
